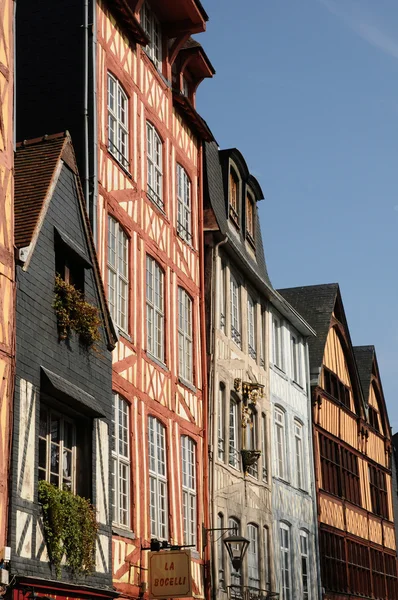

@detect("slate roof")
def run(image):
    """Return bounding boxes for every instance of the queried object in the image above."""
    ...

[14,132,117,350]
[278,283,339,373]
[203,141,272,290]
[15,133,67,248]
[353,345,375,400]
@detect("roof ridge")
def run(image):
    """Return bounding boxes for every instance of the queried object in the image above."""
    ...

[16,131,68,148]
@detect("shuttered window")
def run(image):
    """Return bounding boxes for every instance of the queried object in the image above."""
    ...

[319,434,341,497]
[385,552,398,598]
[323,366,351,409]
[341,447,361,505]
[347,540,371,596]
[320,530,347,592]
[369,465,389,519]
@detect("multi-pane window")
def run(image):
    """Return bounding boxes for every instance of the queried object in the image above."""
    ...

[247,524,260,589]
[272,314,283,370]
[218,513,225,589]
[140,2,162,70]
[369,465,389,519]
[230,273,241,346]
[177,165,192,243]
[368,405,380,433]
[247,295,256,359]
[229,168,239,222]
[274,407,286,480]
[146,256,164,362]
[181,436,196,546]
[228,518,242,591]
[347,540,371,597]
[385,552,398,598]
[148,416,168,539]
[341,447,361,505]
[294,420,304,490]
[218,383,225,461]
[178,288,193,383]
[320,530,347,592]
[323,367,351,409]
[39,406,75,492]
[263,527,270,589]
[229,398,240,469]
[219,262,226,332]
[108,216,128,331]
[300,531,310,600]
[146,122,163,208]
[111,393,130,527]
[245,412,258,478]
[107,73,129,168]
[261,413,268,482]
[371,548,385,600]
[260,308,266,367]
[319,434,341,497]
[246,193,255,242]
[280,523,291,600]
[290,333,302,385]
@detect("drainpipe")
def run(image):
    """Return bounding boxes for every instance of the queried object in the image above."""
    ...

[209,234,227,600]
[90,0,98,247]
[83,0,89,210]
[305,341,323,600]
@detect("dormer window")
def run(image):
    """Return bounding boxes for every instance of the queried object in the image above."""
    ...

[229,168,239,225]
[182,76,190,98]
[246,192,255,244]
[140,2,162,71]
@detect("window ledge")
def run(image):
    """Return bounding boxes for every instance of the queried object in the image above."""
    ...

[292,380,306,394]
[270,363,288,380]
[146,193,169,221]
[146,351,168,372]
[108,149,133,179]
[118,329,133,344]
[178,377,196,393]
[112,526,136,540]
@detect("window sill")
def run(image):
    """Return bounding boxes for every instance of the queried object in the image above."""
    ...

[270,363,288,379]
[118,329,133,344]
[141,50,170,90]
[292,380,306,393]
[107,149,133,179]
[146,193,168,220]
[178,377,196,393]
[177,230,196,251]
[146,351,168,372]
[112,526,136,540]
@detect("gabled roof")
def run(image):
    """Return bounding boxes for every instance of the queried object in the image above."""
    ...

[353,345,375,400]
[14,132,117,350]
[278,283,339,374]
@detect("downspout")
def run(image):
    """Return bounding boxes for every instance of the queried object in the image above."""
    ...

[83,0,89,209]
[198,143,211,600]
[209,234,227,600]
[305,342,323,600]
[90,0,98,246]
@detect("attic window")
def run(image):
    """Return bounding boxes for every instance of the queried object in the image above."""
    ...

[182,75,190,98]
[246,192,255,245]
[368,406,380,433]
[54,229,91,293]
[229,168,239,226]
[323,367,351,409]
[140,2,162,71]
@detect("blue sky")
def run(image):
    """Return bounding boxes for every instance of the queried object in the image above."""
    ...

[197,0,398,429]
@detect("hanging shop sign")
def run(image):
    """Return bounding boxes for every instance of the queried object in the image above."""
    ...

[148,549,192,599]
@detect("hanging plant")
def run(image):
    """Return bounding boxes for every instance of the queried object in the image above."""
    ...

[38,480,98,578]
[53,275,101,348]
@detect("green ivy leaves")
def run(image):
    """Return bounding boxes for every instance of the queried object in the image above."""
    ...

[38,480,98,578]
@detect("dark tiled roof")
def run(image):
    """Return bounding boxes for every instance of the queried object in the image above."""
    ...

[278,283,339,373]
[182,37,202,50]
[15,133,67,248]
[353,345,374,400]
[203,141,272,291]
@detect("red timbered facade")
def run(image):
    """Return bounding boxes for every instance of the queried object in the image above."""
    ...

[280,284,398,600]
[95,2,214,599]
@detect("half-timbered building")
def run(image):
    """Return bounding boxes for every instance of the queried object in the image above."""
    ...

[280,284,398,600]
[268,300,320,600]
[0,0,15,567]
[16,2,214,600]
[10,132,117,600]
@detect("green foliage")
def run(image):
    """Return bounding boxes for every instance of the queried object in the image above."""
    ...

[53,275,101,348]
[38,480,98,578]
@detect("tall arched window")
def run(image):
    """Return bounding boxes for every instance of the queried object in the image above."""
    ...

[146,122,163,208]
[247,523,260,589]
[111,392,130,527]
[218,513,225,589]
[148,416,168,539]
[263,526,270,589]
[108,216,129,332]
[280,522,291,600]
[177,164,192,243]
[218,383,225,461]
[229,397,240,469]
[181,436,196,545]
[107,73,129,168]
[294,419,304,490]
[274,407,287,480]
[146,255,164,362]
[228,517,241,591]
[300,530,310,600]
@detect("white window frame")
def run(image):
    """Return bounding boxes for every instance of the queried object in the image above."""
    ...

[263,527,270,589]
[112,393,130,528]
[218,513,225,589]
[148,416,168,539]
[229,398,240,470]
[219,261,226,332]
[294,420,305,490]
[247,295,256,360]
[107,216,129,332]
[280,523,291,600]
[146,255,164,363]
[272,313,283,370]
[228,518,242,589]
[177,164,192,243]
[140,2,162,70]
[300,530,310,600]
[107,73,129,168]
[260,308,266,367]
[178,287,193,383]
[146,122,163,208]
[291,333,302,385]
[38,406,76,492]
[274,407,287,480]
[218,383,225,462]
[247,524,260,589]
[261,412,268,483]
[230,273,241,347]
[181,436,196,546]
[246,412,258,478]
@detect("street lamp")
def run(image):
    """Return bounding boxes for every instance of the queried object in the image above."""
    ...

[222,532,250,572]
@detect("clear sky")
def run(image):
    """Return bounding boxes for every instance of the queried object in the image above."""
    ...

[197,0,398,429]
